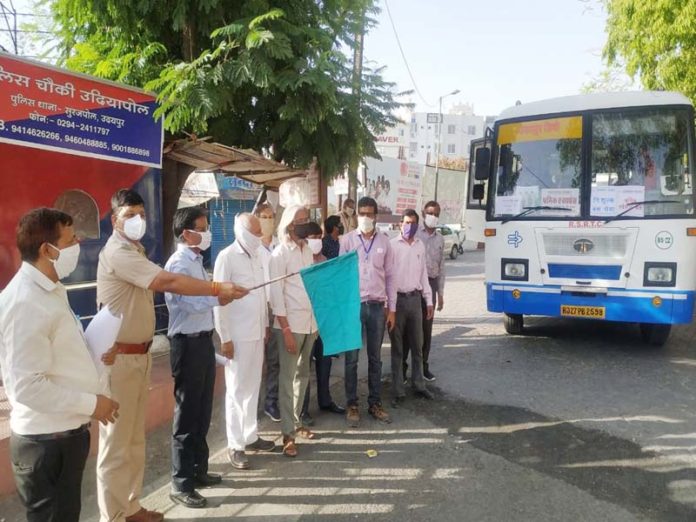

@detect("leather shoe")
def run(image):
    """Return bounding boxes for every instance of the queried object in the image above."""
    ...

[246,437,275,452]
[125,508,164,522]
[320,402,346,414]
[194,472,222,487]
[283,436,298,457]
[415,388,435,400]
[229,449,250,470]
[170,489,207,509]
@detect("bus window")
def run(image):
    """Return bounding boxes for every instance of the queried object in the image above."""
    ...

[493,116,582,217]
[54,189,100,240]
[591,110,694,217]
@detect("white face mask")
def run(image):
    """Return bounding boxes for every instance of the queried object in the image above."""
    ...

[344,207,355,216]
[357,216,374,234]
[123,214,146,241]
[259,217,275,238]
[234,221,262,254]
[308,238,323,255]
[188,229,211,251]
[48,243,80,280]
[424,214,439,228]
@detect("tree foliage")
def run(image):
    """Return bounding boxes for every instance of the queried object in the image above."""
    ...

[604,0,696,101]
[48,0,408,178]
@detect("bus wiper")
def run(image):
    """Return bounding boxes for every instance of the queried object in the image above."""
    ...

[604,200,680,224]
[502,206,571,224]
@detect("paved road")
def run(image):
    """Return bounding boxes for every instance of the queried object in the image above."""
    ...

[3,248,696,521]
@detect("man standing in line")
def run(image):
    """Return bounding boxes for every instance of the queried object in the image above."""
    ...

[389,209,435,407]
[337,198,357,234]
[97,189,247,522]
[269,205,318,457]
[404,201,445,382]
[339,196,396,427]
[0,208,119,522]
[164,207,228,509]
[214,213,276,471]
[255,203,282,423]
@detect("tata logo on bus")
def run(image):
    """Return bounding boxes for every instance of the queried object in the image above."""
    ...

[573,238,594,254]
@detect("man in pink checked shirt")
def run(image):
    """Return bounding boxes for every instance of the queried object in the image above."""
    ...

[339,196,396,427]
[389,208,435,407]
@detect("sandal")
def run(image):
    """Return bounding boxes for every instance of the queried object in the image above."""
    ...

[283,437,297,458]
[296,427,317,440]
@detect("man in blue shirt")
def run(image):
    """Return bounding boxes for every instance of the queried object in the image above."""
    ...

[164,207,227,509]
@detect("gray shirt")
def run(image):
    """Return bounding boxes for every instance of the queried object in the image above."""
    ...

[415,225,446,296]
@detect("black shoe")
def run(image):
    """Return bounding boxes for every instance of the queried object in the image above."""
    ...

[320,402,346,414]
[423,370,436,382]
[415,388,435,400]
[246,437,276,452]
[391,396,405,409]
[170,489,207,509]
[300,412,314,426]
[264,404,281,422]
[194,472,222,488]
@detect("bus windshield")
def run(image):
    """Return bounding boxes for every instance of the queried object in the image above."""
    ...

[590,109,694,217]
[493,116,582,218]
[492,109,695,219]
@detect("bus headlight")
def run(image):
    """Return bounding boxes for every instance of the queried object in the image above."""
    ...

[643,262,676,287]
[502,258,529,281]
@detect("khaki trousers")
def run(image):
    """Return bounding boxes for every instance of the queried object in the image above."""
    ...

[97,353,151,522]
[276,329,317,438]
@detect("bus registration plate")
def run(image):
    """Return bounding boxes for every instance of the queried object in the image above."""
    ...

[560,305,605,319]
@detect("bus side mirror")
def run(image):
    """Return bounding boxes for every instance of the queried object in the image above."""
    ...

[472,183,485,201]
[474,147,491,180]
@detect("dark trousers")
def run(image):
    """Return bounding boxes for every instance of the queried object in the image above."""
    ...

[404,277,439,377]
[264,316,280,410]
[10,428,90,522]
[170,334,216,493]
[391,292,426,397]
[302,336,335,414]
[345,301,386,407]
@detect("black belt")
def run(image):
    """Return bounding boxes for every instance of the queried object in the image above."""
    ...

[16,423,90,441]
[398,290,421,298]
[173,330,214,339]
[363,300,386,306]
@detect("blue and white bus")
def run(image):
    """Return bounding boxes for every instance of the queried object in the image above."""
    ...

[475,91,696,345]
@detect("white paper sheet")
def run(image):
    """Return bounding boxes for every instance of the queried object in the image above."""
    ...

[215,353,231,367]
[84,306,123,374]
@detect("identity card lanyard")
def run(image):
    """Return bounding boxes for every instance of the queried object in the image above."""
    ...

[358,234,377,262]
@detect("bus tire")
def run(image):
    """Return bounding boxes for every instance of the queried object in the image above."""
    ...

[504,313,524,335]
[450,245,459,260]
[639,323,671,347]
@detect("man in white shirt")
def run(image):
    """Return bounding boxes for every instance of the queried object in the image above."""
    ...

[269,205,318,457]
[214,213,276,470]
[0,208,119,522]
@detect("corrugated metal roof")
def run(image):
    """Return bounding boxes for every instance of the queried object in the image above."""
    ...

[164,138,305,188]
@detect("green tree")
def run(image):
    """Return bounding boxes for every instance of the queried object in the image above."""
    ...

[47,0,407,179]
[604,0,696,101]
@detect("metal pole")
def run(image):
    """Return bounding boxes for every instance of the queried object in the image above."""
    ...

[434,95,442,201]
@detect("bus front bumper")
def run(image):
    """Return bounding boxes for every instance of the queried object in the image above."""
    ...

[486,283,695,324]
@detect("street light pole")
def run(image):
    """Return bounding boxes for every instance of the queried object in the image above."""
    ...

[434,89,460,202]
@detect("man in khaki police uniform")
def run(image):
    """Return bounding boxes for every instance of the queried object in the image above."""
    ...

[96,189,247,522]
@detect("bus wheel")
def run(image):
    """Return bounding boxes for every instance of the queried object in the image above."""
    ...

[504,313,524,335]
[639,323,671,347]
[450,245,459,260]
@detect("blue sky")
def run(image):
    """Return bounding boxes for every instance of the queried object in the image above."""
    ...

[365,0,610,116]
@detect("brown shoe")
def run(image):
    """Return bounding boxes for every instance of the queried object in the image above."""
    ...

[346,405,360,427]
[126,507,164,522]
[283,436,298,458]
[296,427,317,440]
[368,403,392,424]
